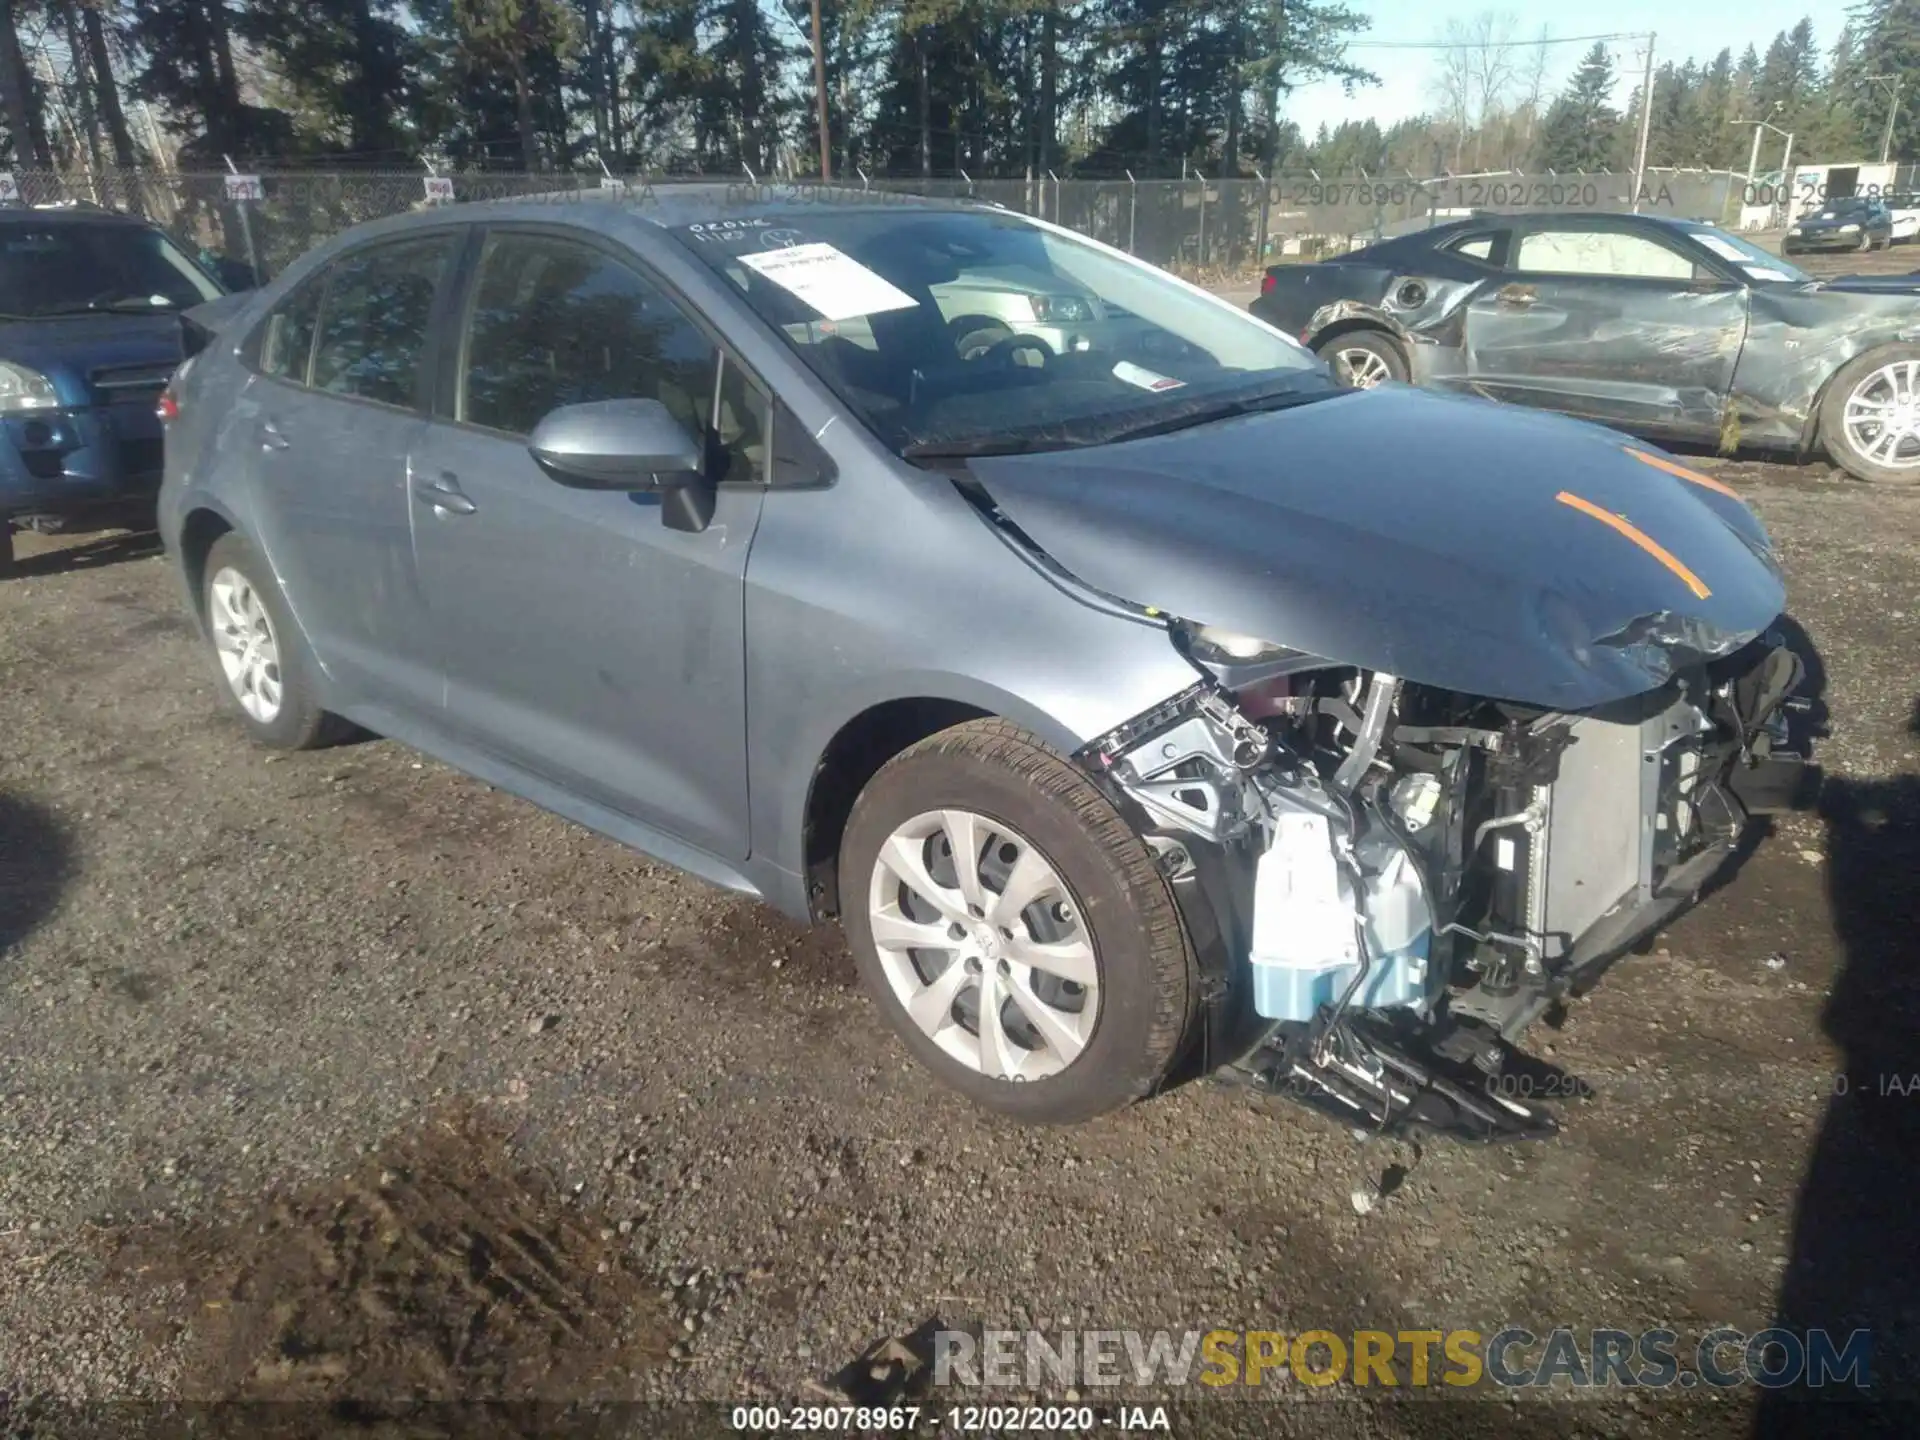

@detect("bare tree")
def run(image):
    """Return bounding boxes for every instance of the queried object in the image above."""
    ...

[1429,34,1473,167]
[1429,10,1520,170]
[1515,23,1551,159]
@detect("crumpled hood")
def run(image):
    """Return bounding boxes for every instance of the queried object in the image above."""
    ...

[968,384,1786,710]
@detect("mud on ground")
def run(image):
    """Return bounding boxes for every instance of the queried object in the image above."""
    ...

[1,456,1918,1440]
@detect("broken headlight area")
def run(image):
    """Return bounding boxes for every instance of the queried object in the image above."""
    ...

[1076,627,1817,1143]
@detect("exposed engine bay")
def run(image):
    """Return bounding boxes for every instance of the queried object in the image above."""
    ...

[1076,628,1815,1141]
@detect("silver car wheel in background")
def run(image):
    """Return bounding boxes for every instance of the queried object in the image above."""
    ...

[867,808,1099,1082]
[1334,347,1392,389]
[209,566,284,724]
[1843,360,1920,471]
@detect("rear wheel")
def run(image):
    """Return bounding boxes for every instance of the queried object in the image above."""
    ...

[838,719,1196,1123]
[1821,347,1920,485]
[1316,330,1407,389]
[0,524,14,580]
[201,533,355,748]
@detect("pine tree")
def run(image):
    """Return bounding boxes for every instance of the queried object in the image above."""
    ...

[244,0,422,161]
[1855,0,1920,159]
[448,0,577,170]
[1536,41,1618,171]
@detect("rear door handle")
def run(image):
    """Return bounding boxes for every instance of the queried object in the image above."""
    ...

[1495,284,1538,307]
[260,419,291,451]
[412,471,477,516]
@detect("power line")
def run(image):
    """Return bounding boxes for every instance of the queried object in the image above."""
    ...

[1343,31,1651,51]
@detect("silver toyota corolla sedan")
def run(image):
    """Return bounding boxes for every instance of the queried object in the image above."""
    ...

[158,186,1813,1134]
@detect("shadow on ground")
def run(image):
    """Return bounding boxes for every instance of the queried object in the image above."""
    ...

[2,530,162,581]
[1753,698,1920,1437]
[0,793,73,956]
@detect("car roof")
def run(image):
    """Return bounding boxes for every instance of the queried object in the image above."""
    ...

[443,180,973,229]
[0,204,154,228]
[1450,210,1710,233]
[281,180,994,273]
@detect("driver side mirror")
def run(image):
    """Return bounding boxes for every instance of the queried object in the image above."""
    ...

[528,398,716,532]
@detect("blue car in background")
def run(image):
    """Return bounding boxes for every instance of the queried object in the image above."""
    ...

[1,204,228,576]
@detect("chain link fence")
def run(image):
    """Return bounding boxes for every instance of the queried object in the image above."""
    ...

[1,165,1742,282]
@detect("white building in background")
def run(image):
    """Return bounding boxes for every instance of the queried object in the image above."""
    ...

[1787,162,1898,217]
[1737,161,1903,230]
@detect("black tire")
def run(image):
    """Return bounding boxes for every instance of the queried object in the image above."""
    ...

[0,524,14,580]
[1315,329,1408,388]
[838,719,1196,1124]
[950,316,1013,361]
[201,533,355,748]
[1820,346,1920,486]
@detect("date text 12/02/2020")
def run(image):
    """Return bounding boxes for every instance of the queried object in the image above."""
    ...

[725,1405,1173,1432]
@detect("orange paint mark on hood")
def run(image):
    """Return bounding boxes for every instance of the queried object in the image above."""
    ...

[1624,445,1742,500]
[1556,490,1713,600]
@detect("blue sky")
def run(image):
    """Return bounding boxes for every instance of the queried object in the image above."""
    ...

[1283,2,1844,138]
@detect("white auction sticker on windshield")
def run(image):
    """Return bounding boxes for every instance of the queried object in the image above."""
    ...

[1691,233,1746,262]
[1743,265,1794,282]
[1112,360,1186,393]
[736,242,919,321]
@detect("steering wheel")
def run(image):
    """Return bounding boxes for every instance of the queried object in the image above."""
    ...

[1129,328,1205,367]
[975,332,1053,370]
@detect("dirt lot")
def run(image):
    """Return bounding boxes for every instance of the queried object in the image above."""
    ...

[3,456,1920,1431]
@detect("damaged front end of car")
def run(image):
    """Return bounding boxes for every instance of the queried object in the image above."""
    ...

[1074,628,1815,1142]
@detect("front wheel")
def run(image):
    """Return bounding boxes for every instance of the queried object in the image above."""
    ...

[838,719,1196,1123]
[1820,347,1920,485]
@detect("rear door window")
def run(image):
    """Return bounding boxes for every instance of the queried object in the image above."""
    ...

[309,234,457,409]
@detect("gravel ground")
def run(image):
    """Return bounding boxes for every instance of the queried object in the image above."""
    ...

[2,451,1919,1434]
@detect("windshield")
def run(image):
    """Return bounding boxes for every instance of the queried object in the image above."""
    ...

[671,208,1325,456]
[1682,225,1810,284]
[0,220,223,318]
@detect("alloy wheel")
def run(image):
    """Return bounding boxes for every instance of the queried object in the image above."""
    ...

[866,809,1099,1082]
[209,566,284,723]
[1333,346,1392,389]
[1842,360,1920,472]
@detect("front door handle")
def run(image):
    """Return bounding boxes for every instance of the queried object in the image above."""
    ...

[260,418,291,451]
[413,471,477,516]
[1495,284,1538,307]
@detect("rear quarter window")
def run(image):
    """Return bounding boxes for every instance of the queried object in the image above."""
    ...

[253,274,325,385]
[1439,231,1506,266]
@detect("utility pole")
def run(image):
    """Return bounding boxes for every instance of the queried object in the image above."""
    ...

[810,0,831,180]
[1731,113,1794,221]
[1630,33,1656,213]
[1866,74,1901,165]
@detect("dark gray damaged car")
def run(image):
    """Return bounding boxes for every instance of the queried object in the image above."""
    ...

[158,189,1815,1135]
[1254,210,1920,485]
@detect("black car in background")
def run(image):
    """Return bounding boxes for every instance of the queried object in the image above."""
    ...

[1784,196,1894,254]
[1251,209,1920,484]
[0,205,227,576]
